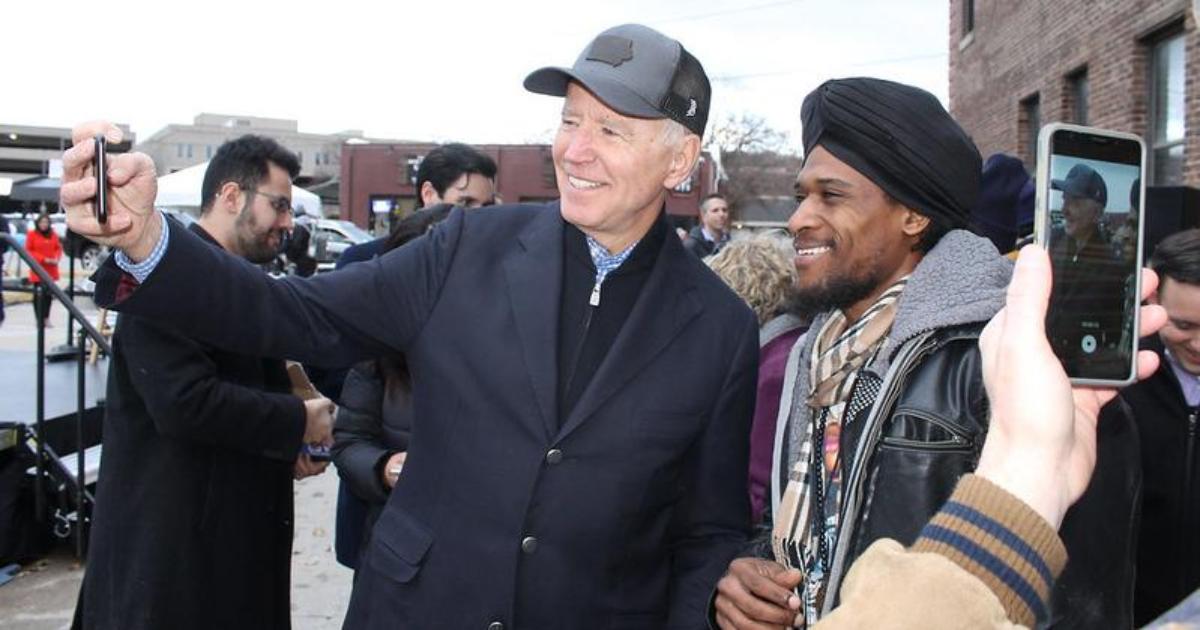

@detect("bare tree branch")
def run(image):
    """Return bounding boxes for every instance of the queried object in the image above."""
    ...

[705,114,802,218]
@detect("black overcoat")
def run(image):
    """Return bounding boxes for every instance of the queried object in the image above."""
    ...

[75,224,306,630]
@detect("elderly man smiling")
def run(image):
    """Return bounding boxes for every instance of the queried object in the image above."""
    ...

[61,24,758,630]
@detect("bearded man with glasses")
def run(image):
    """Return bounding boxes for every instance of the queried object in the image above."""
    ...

[71,134,335,630]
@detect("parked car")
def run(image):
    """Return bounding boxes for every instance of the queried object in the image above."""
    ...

[298,218,374,272]
[65,231,109,274]
[2,213,31,249]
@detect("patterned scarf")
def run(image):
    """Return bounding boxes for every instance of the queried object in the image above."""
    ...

[772,276,908,626]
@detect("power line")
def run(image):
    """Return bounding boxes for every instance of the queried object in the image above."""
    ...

[711,51,947,82]
[653,0,808,25]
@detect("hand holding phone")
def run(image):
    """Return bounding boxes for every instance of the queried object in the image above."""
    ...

[1035,123,1146,385]
[93,135,108,224]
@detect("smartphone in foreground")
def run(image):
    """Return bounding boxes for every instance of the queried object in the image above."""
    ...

[1034,123,1145,386]
[93,135,108,224]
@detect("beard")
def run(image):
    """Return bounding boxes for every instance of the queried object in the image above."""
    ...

[234,207,281,264]
[785,260,890,319]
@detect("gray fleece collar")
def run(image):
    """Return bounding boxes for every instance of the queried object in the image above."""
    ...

[870,229,1012,375]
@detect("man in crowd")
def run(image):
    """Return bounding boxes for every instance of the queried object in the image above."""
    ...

[684,193,731,258]
[72,135,335,630]
[713,78,1139,629]
[1124,228,1200,625]
[63,23,756,629]
[338,142,497,267]
[1046,163,1128,377]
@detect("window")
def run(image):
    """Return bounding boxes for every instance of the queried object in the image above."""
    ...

[297,151,304,165]
[406,156,423,186]
[205,145,213,159]
[673,164,698,193]
[962,0,975,35]
[318,226,350,246]
[1068,68,1088,125]
[185,144,193,159]
[1151,32,1186,185]
[1020,94,1041,170]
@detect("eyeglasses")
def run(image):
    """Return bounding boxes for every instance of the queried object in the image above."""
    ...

[243,188,293,215]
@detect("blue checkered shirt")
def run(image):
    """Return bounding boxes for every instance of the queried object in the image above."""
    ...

[114,210,170,283]
[584,234,637,307]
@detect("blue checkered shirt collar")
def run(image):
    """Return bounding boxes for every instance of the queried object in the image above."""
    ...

[585,234,638,286]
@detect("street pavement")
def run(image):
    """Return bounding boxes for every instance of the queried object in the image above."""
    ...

[0,284,354,629]
[0,464,352,630]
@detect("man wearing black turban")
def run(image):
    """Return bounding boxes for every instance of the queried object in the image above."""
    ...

[714,78,1141,630]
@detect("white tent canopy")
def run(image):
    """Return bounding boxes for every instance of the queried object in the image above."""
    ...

[155,161,322,217]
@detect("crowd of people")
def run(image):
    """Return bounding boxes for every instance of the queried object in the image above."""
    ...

[53,21,1199,630]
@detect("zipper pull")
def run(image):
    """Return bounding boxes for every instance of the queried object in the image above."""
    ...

[589,281,602,307]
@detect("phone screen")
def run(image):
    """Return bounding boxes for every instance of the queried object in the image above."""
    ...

[1044,128,1143,382]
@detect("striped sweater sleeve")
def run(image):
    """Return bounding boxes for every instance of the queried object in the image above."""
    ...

[911,474,1068,628]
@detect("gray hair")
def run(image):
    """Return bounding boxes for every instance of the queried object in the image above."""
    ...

[657,119,693,148]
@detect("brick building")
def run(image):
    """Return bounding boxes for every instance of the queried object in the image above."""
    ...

[340,142,718,232]
[949,0,1200,187]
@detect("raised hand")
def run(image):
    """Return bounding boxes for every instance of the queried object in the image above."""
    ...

[975,245,1167,528]
[59,121,162,260]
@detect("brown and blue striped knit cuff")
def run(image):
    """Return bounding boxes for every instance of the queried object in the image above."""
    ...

[910,474,1067,628]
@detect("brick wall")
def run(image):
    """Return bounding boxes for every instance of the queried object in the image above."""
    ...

[949,0,1199,184]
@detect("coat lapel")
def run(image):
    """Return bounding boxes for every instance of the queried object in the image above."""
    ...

[557,233,702,441]
[503,207,564,440]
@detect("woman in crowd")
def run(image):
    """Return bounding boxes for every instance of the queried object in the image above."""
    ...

[25,213,62,327]
[706,234,808,523]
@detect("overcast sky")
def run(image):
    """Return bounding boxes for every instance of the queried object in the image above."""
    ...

[8,0,949,148]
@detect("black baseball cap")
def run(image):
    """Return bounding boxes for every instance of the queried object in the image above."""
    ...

[524,24,711,137]
[1052,163,1108,208]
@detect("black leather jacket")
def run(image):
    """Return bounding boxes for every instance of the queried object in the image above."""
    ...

[758,323,1141,629]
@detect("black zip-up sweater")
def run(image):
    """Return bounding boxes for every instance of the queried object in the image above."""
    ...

[1121,337,1200,625]
[557,214,668,424]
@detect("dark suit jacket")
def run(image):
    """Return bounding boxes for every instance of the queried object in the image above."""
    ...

[94,203,759,629]
[76,224,306,630]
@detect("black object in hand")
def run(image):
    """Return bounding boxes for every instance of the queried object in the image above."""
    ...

[93,135,108,224]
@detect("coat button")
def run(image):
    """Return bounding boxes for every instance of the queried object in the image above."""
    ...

[487,623,504,630]
[545,448,563,465]
[521,536,538,554]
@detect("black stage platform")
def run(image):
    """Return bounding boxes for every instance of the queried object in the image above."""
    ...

[0,348,107,427]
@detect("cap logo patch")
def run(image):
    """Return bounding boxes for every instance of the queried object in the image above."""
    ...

[686,99,698,117]
[586,35,634,67]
